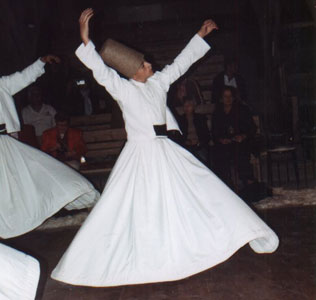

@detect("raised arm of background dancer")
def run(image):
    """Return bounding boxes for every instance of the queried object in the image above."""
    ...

[157,20,218,90]
[76,8,127,100]
[0,55,60,96]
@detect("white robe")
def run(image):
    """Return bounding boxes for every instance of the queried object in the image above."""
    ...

[51,34,279,287]
[0,60,100,239]
[0,243,40,300]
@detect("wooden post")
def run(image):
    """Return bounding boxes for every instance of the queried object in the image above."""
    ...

[263,0,272,129]
[291,96,300,143]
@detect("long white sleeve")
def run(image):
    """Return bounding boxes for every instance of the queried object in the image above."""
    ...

[0,59,45,133]
[155,34,210,91]
[0,59,45,96]
[75,41,128,101]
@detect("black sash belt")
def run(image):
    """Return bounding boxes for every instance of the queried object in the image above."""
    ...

[153,124,167,137]
[0,124,7,135]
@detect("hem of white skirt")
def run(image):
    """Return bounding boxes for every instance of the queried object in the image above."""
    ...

[0,189,95,239]
[23,256,40,300]
[51,228,278,287]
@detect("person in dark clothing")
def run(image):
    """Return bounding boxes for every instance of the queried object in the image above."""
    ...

[211,58,247,104]
[178,98,210,164]
[212,86,256,187]
[65,78,97,116]
[167,78,203,116]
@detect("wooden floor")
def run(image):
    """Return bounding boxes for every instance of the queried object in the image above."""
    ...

[3,206,316,300]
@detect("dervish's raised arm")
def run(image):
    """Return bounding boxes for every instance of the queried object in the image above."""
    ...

[156,19,218,90]
[0,55,60,96]
[75,8,127,101]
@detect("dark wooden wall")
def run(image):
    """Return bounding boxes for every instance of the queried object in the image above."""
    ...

[0,0,315,133]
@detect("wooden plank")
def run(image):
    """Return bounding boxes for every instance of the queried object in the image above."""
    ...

[191,64,224,75]
[70,114,111,126]
[152,50,224,63]
[175,103,215,115]
[198,78,213,87]
[79,161,115,175]
[156,61,223,75]
[193,74,217,82]
[282,21,315,30]
[77,124,111,131]
[86,140,125,150]
[80,168,112,175]
[86,148,122,158]
[80,167,112,175]
[196,103,215,114]
[83,128,127,143]
[202,91,212,101]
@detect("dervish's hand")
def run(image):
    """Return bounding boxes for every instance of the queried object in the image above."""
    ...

[40,55,61,64]
[198,19,218,38]
[79,8,94,45]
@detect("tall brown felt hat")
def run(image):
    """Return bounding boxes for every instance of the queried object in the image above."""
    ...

[99,39,144,78]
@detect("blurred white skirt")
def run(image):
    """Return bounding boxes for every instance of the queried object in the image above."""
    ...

[0,243,40,300]
[52,137,279,287]
[0,135,99,239]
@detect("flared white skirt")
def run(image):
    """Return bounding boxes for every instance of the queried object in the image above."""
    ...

[0,243,40,300]
[0,135,99,239]
[52,137,279,287]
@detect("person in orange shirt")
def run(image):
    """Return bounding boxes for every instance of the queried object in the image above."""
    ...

[41,112,86,170]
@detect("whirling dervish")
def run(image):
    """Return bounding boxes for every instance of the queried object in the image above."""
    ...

[0,54,99,239]
[52,8,279,287]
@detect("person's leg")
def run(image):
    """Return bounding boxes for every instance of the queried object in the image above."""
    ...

[235,142,254,185]
[213,144,233,186]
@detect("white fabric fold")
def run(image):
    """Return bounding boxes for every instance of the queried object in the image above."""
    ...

[0,243,40,300]
[0,135,99,239]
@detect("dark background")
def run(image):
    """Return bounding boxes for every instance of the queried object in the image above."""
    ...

[0,0,315,133]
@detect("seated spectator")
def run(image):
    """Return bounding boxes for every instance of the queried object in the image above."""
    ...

[212,58,247,104]
[169,78,203,110]
[178,98,210,164]
[22,85,56,145]
[212,87,256,188]
[41,112,86,170]
[65,78,97,116]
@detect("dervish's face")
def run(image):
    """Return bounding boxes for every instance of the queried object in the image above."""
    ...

[132,61,154,82]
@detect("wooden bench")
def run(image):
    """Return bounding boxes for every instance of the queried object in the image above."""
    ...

[80,128,127,175]
[70,113,112,131]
